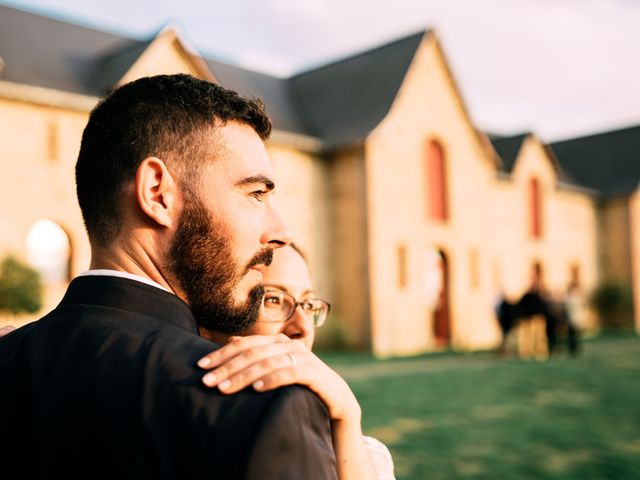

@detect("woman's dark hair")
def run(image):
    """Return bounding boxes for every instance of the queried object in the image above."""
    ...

[76,74,271,246]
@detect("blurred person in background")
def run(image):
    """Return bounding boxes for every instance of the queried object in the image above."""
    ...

[516,266,554,360]
[563,280,582,356]
[494,291,519,356]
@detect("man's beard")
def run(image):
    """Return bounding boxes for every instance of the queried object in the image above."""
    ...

[168,195,273,334]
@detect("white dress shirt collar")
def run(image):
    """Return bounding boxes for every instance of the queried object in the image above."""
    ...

[77,269,172,293]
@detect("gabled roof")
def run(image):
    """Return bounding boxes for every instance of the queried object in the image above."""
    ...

[488,132,584,188]
[204,59,312,138]
[89,38,154,93]
[287,31,426,149]
[0,4,140,95]
[1,4,427,152]
[488,133,529,172]
[208,31,426,150]
[550,125,640,196]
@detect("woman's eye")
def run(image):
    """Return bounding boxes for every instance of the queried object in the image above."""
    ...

[264,295,282,306]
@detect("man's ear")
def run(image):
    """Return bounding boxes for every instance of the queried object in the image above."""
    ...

[135,157,179,228]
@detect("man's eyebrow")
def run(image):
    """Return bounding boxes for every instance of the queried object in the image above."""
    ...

[236,175,275,190]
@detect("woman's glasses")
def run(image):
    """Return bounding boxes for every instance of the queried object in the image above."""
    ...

[261,288,331,327]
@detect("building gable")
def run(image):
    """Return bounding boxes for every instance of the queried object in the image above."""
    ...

[287,31,425,150]
[489,133,528,173]
[375,31,499,171]
[0,6,213,98]
[423,33,500,170]
[493,133,562,176]
[510,135,560,186]
[0,4,131,96]
[116,28,214,87]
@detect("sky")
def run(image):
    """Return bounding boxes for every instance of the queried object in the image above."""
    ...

[2,0,640,141]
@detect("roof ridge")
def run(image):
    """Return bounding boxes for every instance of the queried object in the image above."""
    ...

[550,123,640,145]
[487,131,531,141]
[290,29,428,79]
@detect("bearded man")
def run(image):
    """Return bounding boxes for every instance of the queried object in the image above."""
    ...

[0,74,337,479]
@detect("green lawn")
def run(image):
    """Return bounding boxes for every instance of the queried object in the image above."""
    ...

[319,334,640,480]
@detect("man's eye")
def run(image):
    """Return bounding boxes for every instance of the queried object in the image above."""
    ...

[251,190,268,201]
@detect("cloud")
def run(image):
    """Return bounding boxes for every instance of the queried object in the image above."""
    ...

[6,0,640,138]
[233,51,298,77]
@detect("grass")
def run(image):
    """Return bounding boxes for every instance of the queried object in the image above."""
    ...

[319,334,640,480]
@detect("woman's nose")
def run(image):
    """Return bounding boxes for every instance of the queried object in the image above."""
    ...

[282,306,313,342]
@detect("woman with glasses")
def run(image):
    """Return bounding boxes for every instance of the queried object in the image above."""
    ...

[198,244,395,480]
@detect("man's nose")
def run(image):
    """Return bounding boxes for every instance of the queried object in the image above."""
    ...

[261,201,292,248]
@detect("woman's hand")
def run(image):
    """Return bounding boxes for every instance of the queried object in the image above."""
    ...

[0,325,16,337]
[198,335,382,479]
[197,334,361,423]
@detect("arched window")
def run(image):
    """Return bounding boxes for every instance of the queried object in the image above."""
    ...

[425,139,448,221]
[529,178,542,239]
[26,219,71,284]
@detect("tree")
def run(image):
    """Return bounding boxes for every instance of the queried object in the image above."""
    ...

[590,282,634,330]
[0,254,43,315]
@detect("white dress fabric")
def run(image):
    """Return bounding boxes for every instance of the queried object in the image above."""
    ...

[363,435,395,480]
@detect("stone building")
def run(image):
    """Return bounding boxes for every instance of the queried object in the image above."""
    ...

[550,127,640,332]
[0,5,637,355]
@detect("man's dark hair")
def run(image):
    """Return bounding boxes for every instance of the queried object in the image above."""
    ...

[76,74,271,246]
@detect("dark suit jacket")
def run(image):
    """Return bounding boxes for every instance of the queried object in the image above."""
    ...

[0,276,337,479]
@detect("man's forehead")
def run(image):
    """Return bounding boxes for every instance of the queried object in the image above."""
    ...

[204,122,276,185]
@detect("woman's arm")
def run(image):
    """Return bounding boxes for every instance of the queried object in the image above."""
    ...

[197,334,381,480]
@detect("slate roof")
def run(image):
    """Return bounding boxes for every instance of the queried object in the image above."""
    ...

[488,132,594,190]
[0,4,427,151]
[203,59,313,139]
[488,133,529,172]
[208,31,426,149]
[4,5,636,191]
[287,32,424,149]
[0,5,143,96]
[549,125,640,196]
